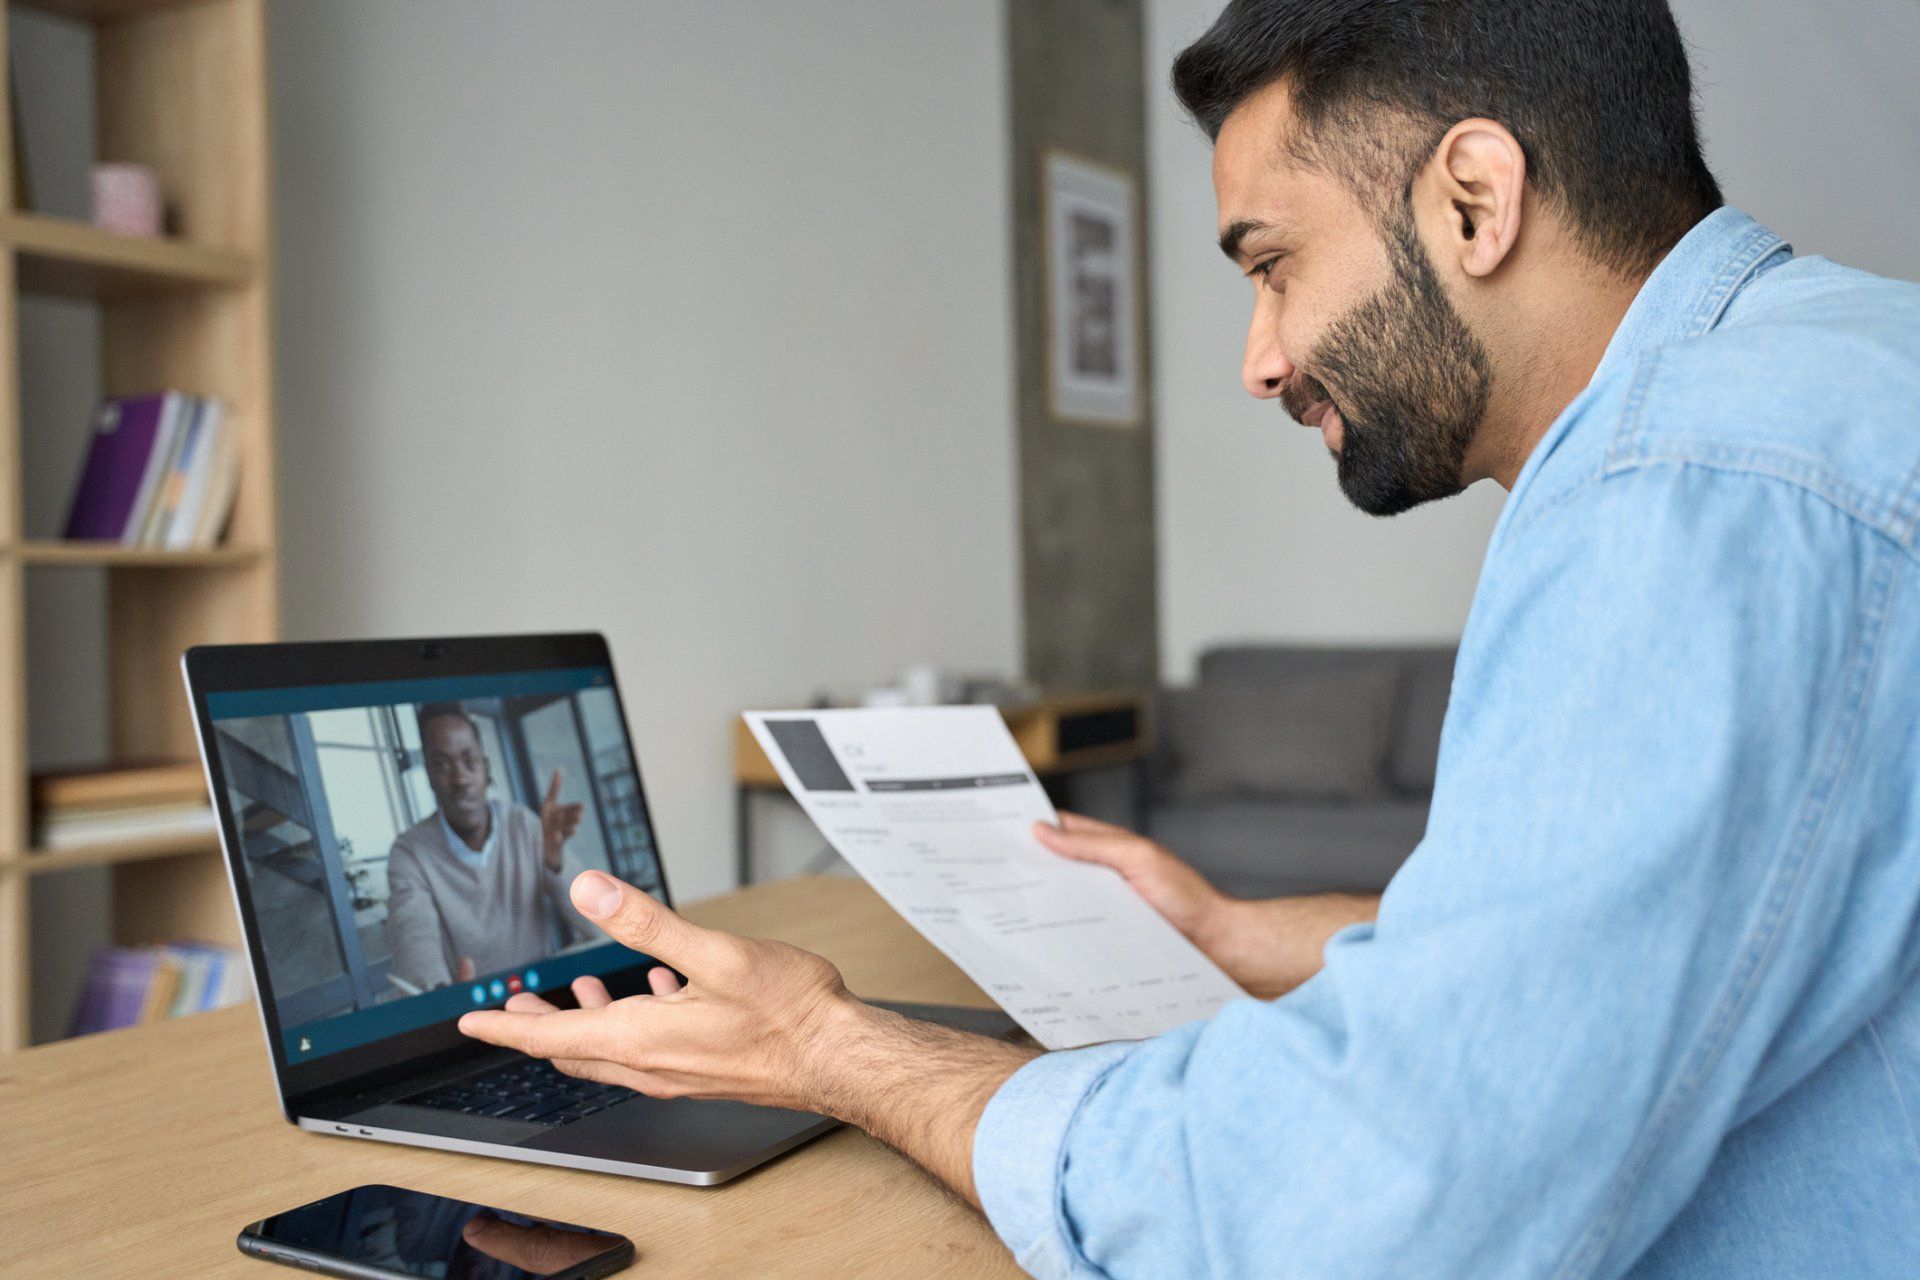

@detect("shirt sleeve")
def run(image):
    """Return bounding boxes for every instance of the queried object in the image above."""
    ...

[973,461,1910,1278]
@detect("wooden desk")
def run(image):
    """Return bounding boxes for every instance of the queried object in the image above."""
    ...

[0,877,1024,1278]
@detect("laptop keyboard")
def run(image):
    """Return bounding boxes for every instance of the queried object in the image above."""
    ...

[405,1058,638,1127]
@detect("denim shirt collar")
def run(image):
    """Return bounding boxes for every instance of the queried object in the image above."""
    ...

[1492,207,1792,549]
[1590,206,1791,386]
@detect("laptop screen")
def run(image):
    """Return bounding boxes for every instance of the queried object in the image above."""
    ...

[205,664,665,1065]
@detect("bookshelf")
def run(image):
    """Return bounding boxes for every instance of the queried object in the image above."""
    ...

[0,0,277,1050]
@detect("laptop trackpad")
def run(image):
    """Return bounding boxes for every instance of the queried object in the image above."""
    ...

[520,1094,833,1175]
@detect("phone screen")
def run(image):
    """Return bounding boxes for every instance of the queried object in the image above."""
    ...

[241,1184,632,1280]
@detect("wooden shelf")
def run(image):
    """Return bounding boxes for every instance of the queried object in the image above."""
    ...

[11,540,266,568]
[13,826,219,874]
[4,212,254,298]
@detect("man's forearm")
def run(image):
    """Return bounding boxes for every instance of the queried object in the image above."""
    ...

[785,893,1386,1206]
[800,998,1041,1206]
[1205,892,1381,999]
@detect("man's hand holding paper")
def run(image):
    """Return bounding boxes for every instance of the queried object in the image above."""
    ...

[743,706,1250,1048]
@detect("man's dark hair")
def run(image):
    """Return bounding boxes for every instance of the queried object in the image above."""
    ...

[1173,0,1723,275]
[415,701,482,747]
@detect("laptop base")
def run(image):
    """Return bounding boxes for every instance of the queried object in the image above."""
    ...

[304,1000,1018,1186]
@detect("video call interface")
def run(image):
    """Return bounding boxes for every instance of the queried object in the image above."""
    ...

[206,666,666,1063]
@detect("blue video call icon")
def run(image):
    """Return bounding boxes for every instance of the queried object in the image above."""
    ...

[470,985,486,1005]
[489,979,506,1000]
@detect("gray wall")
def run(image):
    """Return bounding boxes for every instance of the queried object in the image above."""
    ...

[1147,0,1920,680]
[268,1,1021,901]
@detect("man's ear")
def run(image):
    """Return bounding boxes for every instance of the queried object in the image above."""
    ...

[1413,117,1526,279]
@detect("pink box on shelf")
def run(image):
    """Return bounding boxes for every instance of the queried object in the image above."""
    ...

[89,162,165,238]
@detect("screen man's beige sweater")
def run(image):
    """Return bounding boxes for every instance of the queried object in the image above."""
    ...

[385,800,598,992]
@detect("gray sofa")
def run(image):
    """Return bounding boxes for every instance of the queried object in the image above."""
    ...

[1147,645,1456,900]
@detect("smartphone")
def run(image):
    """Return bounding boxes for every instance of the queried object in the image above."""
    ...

[237,1183,634,1280]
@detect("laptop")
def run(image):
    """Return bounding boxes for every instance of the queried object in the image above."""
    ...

[182,632,1014,1185]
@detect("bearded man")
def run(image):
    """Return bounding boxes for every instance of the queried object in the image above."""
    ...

[459,3,1920,1276]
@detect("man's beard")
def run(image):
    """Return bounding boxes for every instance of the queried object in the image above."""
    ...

[1279,210,1494,516]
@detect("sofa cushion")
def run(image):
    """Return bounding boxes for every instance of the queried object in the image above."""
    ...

[1164,663,1400,802]
[1388,647,1456,795]
[1198,644,1404,689]
[1147,798,1429,898]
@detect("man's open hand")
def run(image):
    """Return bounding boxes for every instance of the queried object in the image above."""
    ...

[538,768,587,872]
[458,870,860,1111]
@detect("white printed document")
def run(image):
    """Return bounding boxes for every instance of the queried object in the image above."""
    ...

[743,706,1248,1049]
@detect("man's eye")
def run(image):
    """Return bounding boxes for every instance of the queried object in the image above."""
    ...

[1246,255,1287,290]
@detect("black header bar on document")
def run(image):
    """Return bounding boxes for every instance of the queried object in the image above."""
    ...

[866,773,1029,792]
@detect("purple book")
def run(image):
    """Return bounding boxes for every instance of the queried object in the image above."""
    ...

[62,393,170,541]
[68,947,158,1037]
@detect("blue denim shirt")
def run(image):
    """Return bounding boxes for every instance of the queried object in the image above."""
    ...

[972,208,1920,1278]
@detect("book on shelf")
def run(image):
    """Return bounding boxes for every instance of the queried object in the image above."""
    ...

[32,760,207,810]
[67,948,156,1036]
[67,941,251,1039]
[60,391,240,550]
[61,393,166,541]
[136,954,182,1023]
[139,396,197,546]
[130,393,189,545]
[34,802,217,850]
[29,761,215,850]
[167,398,225,549]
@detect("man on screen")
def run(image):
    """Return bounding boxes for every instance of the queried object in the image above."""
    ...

[386,703,598,993]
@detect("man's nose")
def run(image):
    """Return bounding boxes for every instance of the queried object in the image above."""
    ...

[1241,305,1294,399]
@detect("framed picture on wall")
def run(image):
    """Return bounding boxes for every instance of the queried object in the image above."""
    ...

[1043,149,1141,427]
